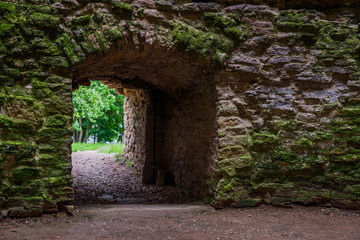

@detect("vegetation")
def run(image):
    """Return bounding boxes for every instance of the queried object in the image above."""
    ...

[72,142,124,154]
[72,81,125,144]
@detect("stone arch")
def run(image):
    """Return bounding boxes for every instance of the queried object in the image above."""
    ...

[1,0,360,217]
[71,39,219,194]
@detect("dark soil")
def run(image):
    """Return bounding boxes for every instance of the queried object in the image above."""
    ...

[1,204,360,240]
[72,151,191,204]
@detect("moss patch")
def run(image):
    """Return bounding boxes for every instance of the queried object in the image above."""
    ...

[27,13,60,29]
[171,22,233,58]
[271,146,297,163]
[10,167,40,182]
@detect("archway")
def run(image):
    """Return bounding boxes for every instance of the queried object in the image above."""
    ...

[71,42,219,199]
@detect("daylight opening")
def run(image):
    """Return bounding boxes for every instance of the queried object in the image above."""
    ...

[70,46,218,203]
[72,81,125,149]
[70,80,193,204]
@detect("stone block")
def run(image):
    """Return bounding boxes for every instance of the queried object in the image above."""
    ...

[233,198,262,208]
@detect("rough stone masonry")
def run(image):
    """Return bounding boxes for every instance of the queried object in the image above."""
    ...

[0,0,360,217]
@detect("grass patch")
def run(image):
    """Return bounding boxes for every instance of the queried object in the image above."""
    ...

[98,144,124,154]
[72,142,124,154]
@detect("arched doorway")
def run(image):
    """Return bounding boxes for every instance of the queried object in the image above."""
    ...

[71,42,218,199]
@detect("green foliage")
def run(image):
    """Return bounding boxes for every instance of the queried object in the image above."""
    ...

[72,81,124,143]
[73,81,113,123]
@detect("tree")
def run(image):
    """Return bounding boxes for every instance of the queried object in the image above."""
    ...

[72,81,124,143]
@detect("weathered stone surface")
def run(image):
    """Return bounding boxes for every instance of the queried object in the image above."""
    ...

[0,0,360,216]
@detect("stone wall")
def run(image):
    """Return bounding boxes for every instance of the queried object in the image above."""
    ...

[159,80,218,198]
[123,88,154,183]
[0,0,360,216]
[212,5,360,209]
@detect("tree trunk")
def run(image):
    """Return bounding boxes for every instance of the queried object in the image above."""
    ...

[84,126,89,143]
[78,118,83,143]
[93,125,97,143]
[75,131,78,143]
[97,126,101,143]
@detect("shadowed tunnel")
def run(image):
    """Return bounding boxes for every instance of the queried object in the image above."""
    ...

[71,43,218,198]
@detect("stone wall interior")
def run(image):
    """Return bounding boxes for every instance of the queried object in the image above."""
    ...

[0,0,360,217]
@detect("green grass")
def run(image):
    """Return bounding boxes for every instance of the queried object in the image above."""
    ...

[72,142,124,154]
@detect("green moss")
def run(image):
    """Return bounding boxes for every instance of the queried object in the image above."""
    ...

[216,178,243,202]
[36,127,72,142]
[32,79,54,98]
[111,1,133,18]
[218,130,226,138]
[171,23,233,58]
[330,190,355,200]
[311,130,333,141]
[330,118,360,134]
[218,154,252,177]
[44,176,71,187]
[294,138,313,148]
[10,167,40,181]
[79,30,108,54]
[37,154,68,166]
[71,15,91,26]
[278,22,317,33]
[340,107,360,117]
[45,115,68,127]
[251,131,278,146]
[348,136,360,147]
[0,140,36,157]
[213,51,227,65]
[218,145,245,160]
[47,163,72,177]
[0,115,36,136]
[285,164,317,179]
[56,34,84,65]
[292,190,331,203]
[224,26,251,43]
[104,26,123,41]
[28,13,60,29]
[31,38,61,56]
[39,56,69,68]
[275,119,297,131]
[347,185,360,195]
[333,154,359,162]
[203,12,236,28]
[322,146,347,156]
[0,2,16,13]
[44,96,72,116]
[251,182,294,195]
[271,146,297,163]
[0,21,14,36]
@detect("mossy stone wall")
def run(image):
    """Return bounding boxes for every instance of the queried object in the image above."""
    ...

[0,0,359,216]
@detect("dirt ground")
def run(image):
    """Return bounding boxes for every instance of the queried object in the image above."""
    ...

[1,151,360,240]
[72,151,190,204]
[1,204,360,240]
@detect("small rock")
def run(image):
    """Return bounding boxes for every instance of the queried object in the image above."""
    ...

[64,205,75,216]
[1,210,8,217]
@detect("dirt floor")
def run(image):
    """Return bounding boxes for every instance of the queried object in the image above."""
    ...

[1,204,360,240]
[72,151,190,204]
[1,151,360,240]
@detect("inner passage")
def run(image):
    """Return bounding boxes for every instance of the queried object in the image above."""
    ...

[71,81,189,204]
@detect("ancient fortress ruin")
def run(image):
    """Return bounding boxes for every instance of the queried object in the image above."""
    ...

[1,0,360,217]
